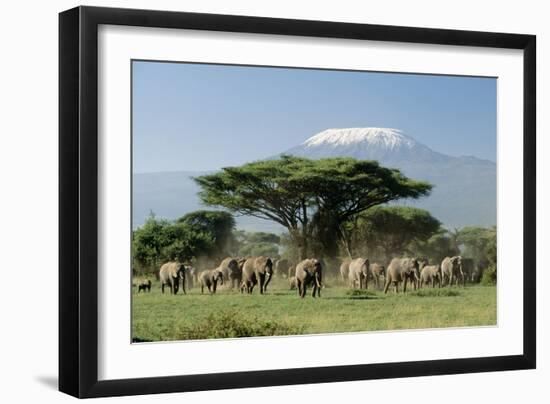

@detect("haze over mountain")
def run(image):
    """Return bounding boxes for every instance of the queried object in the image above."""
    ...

[133,127,496,231]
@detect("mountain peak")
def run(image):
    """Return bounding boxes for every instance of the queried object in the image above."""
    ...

[301,127,417,150]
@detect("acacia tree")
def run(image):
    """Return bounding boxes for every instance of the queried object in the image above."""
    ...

[350,206,442,260]
[457,226,497,265]
[410,231,460,263]
[194,156,432,259]
[177,210,236,258]
[132,212,216,272]
[233,230,281,257]
[132,213,171,271]
[161,224,215,263]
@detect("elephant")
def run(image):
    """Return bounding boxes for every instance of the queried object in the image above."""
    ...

[137,279,151,293]
[233,257,247,288]
[472,265,484,283]
[217,257,242,289]
[414,257,429,289]
[186,266,197,289]
[348,258,370,289]
[217,257,232,282]
[339,259,351,283]
[159,262,186,294]
[471,259,489,283]
[369,262,386,290]
[441,256,465,287]
[417,257,429,268]
[289,276,297,290]
[274,259,291,279]
[383,258,420,294]
[461,258,475,282]
[295,258,323,298]
[241,256,273,294]
[199,269,224,294]
[287,265,295,280]
[419,265,441,288]
[239,280,247,294]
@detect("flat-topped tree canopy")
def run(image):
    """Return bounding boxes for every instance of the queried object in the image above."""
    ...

[194,155,432,258]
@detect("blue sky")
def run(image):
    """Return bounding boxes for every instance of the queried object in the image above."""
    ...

[132,60,496,173]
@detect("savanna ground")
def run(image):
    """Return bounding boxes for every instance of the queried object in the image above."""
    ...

[132,277,496,342]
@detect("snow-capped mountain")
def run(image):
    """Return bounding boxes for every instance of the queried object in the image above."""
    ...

[133,128,496,230]
[303,127,414,148]
[283,127,496,228]
[299,127,416,150]
[285,127,447,164]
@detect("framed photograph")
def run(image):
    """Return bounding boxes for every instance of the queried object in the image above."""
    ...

[59,6,536,398]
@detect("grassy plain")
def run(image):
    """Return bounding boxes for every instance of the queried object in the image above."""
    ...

[132,277,496,342]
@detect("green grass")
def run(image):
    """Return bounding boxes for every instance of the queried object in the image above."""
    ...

[132,277,496,342]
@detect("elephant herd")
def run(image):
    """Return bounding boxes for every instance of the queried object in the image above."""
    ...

[138,255,467,298]
[340,255,466,293]
[139,256,323,298]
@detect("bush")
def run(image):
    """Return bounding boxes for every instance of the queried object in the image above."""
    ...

[411,289,461,297]
[343,289,379,299]
[481,264,497,285]
[345,289,377,297]
[177,310,302,340]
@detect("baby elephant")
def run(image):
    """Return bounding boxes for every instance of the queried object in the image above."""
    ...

[199,269,224,294]
[369,263,386,290]
[137,279,152,293]
[419,265,441,288]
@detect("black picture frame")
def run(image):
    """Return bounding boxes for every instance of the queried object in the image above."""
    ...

[59,5,536,398]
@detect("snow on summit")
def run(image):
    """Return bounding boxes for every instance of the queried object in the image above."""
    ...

[282,126,450,165]
[302,128,417,150]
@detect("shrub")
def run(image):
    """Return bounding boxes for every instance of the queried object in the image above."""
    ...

[481,264,497,285]
[345,289,377,298]
[411,289,460,297]
[177,310,302,340]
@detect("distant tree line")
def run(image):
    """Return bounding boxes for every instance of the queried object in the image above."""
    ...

[132,210,235,274]
[133,211,282,274]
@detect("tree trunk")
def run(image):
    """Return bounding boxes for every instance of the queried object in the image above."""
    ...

[340,238,352,259]
[337,224,353,259]
[301,200,309,260]
[299,243,307,261]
